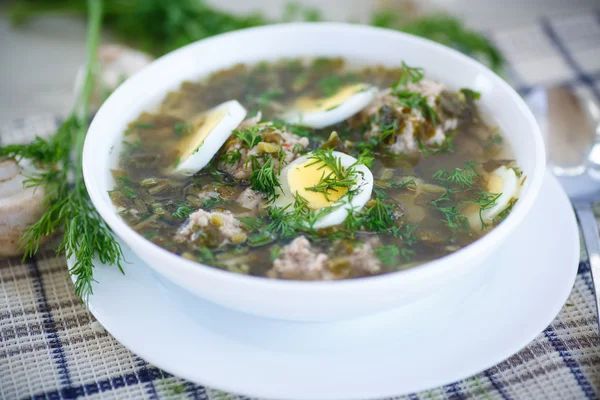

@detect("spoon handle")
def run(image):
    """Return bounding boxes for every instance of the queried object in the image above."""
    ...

[573,202,600,332]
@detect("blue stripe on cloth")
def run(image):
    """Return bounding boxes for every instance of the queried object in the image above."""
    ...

[183,382,209,400]
[577,261,596,297]
[28,257,73,390]
[135,356,160,399]
[540,17,600,102]
[484,368,512,400]
[543,325,597,399]
[443,382,466,399]
[24,366,171,400]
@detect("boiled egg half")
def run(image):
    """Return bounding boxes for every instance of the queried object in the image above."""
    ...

[174,100,247,175]
[273,151,373,229]
[466,166,522,230]
[281,83,378,129]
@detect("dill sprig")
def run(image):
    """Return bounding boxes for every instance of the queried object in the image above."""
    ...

[433,161,479,188]
[249,156,280,198]
[394,61,425,87]
[467,189,502,230]
[0,0,125,300]
[394,90,438,125]
[234,125,263,149]
[303,149,371,202]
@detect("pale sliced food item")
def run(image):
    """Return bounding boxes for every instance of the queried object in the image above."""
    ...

[281,84,378,129]
[466,166,522,230]
[174,100,247,175]
[273,151,373,229]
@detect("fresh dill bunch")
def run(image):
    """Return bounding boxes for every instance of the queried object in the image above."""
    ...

[7,2,504,74]
[1,0,125,300]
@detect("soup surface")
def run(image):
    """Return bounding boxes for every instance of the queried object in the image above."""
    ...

[111,58,524,280]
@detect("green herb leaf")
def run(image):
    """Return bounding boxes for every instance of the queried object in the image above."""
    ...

[234,125,263,149]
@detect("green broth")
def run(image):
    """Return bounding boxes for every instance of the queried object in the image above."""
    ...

[111,58,520,279]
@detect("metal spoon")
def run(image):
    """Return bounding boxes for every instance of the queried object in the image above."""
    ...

[527,85,600,331]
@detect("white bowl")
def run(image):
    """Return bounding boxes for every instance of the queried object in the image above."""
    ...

[83,23,545,322]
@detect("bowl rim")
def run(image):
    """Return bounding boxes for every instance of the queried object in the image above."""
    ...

[83,21,546,293]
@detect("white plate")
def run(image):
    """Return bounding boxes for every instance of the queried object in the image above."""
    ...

[74,173,579,399]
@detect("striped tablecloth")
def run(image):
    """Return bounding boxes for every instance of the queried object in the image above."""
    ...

[2,11,600,400]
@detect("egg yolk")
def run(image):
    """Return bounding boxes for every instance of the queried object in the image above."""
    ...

[293,83,368,113]
[177,108,228,161]
[287,160,349,209]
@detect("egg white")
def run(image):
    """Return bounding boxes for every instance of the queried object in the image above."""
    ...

[281,85,378,129]
[175,100,247,175]
[467,166,522,229]
[273,151,374,229]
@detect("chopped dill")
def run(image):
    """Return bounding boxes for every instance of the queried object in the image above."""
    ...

[246,88,284,111]
[419,134,454,157]
[220,149,242,165]
[361,198,396,232]
[270,119,312,137]
[134,122,155,129]
[400,248,416,261]
[375,245,400,266]
[394,61,425,87]
[483,133,503,150]
[437,205,468,230]
[373,188,389,199]
[249,156,280,198]
[234,125,263,149]
[394,90,437,125]
[174,121,191,137]
[317,75,343,97]
[391,223,418,246]
[375,178,417,191]
[429,190,468,231]
[192,142,204,154]
[303,149,371,202]
[460,88,481,100]
[467,190,502,230]
[493,198,517,223]
[266,206,297,238]
[433,161,479,188]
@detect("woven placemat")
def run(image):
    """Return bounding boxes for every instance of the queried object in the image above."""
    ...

[2,11,600,400]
